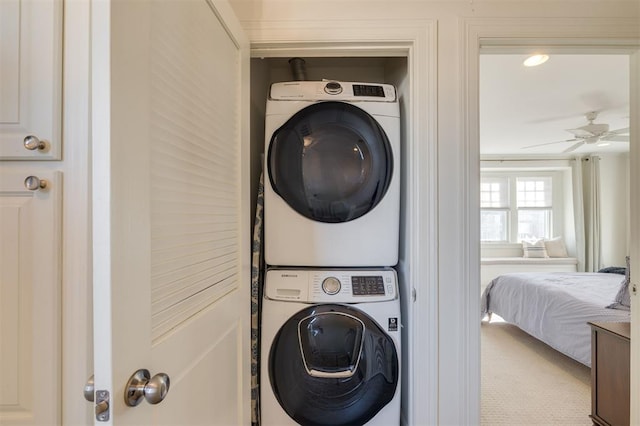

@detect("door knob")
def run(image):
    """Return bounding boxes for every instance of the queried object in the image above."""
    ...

[24,176,48,191]
[84,375,95,402]
[125,369,171,406]
[23,135,48,151]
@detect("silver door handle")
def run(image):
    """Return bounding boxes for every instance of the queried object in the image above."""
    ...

[125,369,171,406]
[84,375,95,402]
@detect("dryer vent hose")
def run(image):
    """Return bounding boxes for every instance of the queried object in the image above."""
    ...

[288,57,308,81]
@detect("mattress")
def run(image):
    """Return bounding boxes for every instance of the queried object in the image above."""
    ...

[481,272,630,366]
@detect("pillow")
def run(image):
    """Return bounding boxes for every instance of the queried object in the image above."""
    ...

[522,240,548,258]
[607,256,631,311]
[598,266,627,275]
[544,236,568,258]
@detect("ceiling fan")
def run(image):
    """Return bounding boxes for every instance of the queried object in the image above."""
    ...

[523,111,630,153]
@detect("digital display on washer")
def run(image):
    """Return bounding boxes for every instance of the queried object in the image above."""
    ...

[351,276,385,295]
[352,84,385,97]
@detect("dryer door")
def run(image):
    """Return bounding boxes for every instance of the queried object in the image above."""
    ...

[268,304,398,426]
[268,101,393,223]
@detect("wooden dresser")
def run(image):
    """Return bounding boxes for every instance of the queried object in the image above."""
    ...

[588,321,631,426]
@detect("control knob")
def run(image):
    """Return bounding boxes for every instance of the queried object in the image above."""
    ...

[322,277,341,295]
[324,81,343,95]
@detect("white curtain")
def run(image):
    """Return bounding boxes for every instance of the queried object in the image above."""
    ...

[582,156,602,272]
[571,159,586,271]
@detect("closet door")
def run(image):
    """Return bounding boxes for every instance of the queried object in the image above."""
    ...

[0,0,62,160]
[90,0,250,424]
[0,170,62,425]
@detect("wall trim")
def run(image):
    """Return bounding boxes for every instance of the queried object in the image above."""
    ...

[241,19,438,425]
[629,48,640,426]
[62,1,93,423]
[462,16,640,425]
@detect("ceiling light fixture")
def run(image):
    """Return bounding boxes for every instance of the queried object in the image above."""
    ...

[597,142,611,147]
[523,54,549,67]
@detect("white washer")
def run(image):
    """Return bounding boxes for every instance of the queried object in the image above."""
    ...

[261,268,401,426]
[264,81,400,267]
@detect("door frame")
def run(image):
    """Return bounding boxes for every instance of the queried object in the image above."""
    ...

[245,19,439,426]
[461,17,640,424]
[60,0,93,423]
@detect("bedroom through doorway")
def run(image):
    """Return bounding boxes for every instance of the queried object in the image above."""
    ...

[479,51,632,425]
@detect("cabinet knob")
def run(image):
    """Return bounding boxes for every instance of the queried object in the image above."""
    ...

[24,176,48,191]
[23,135,48,151]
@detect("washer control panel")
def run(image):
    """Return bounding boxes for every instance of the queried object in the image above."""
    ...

[351,275,385,295]
[265,268,397,303]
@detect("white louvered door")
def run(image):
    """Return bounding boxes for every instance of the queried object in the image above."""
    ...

[91,0,250,424]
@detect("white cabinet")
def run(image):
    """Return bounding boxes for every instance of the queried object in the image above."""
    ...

[0,0,63,160]
[0,1,63,421]
[0,170,61,425]
[0,1,67,424]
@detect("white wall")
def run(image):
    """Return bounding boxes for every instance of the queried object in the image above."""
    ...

[599,153,630,267]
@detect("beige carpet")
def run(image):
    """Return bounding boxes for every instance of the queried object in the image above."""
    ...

[481,318,592,426]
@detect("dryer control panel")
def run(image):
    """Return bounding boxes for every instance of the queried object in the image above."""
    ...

[265,268,397,303]
[270,80,397,102]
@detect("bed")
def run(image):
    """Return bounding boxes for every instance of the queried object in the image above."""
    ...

[481,272,631,367]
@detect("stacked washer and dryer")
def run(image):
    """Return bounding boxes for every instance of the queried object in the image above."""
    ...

[261,79,402,426]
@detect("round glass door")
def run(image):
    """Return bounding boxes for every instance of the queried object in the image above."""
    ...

[269,304,398,426]
[268,101,393,223]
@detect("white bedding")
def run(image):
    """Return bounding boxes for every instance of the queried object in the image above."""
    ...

[481,272,630,366]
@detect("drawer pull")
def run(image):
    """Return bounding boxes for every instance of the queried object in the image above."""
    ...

[23,135,48,151]
[24,176,48,191]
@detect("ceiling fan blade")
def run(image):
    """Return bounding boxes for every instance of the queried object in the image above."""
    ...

[563,141,585,153]
[521,138,578,149]
[600,135,629,142]
[609,127,630,134]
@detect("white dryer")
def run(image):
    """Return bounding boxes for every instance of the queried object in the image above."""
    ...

[264,81,400,267]
[261,267,401,426]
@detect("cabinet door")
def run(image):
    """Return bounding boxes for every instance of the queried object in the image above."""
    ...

[0,170,61,425]
[0,0,62,160]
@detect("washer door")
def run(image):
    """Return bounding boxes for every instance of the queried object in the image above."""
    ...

[268,101,393,223]
[269,304,398,426]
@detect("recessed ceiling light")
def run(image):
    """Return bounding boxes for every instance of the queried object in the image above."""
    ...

[597,142,611,147]
[523,54,549,67]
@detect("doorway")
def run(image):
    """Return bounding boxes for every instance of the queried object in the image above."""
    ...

[479,51,632,424]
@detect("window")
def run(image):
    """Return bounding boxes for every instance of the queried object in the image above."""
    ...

[481,174,554,243]
[480,177,508,242]
[516,177,552,241]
